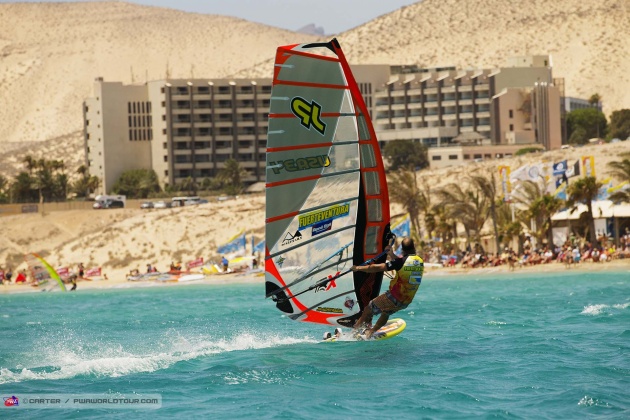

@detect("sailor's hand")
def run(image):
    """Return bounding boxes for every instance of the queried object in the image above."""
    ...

[351,265,359,271]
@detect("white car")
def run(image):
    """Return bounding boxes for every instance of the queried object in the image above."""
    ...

[153,201,168,209]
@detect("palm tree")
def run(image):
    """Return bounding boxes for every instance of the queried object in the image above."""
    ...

[566,176,602,244]
[469,169,500,252]
[530,194,564,248]
[512,180,563,248]
[496,200,522,248]
[23,155,36,175]
[436,182,489,247]
[218,159,248,195]
[387,168,427,236]
[607,153,630,203]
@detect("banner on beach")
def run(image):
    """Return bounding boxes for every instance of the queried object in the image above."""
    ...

[56,267,70,279]
[186,257,204,269]
[581,156,596,177]
[217,231,247,256]
[85,267,102,277]
[498,165,511,201]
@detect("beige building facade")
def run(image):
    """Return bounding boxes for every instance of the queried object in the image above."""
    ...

[83,57,565,192]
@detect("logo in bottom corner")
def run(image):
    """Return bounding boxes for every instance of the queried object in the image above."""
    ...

[281,230,302,246]
[3,396,19,407]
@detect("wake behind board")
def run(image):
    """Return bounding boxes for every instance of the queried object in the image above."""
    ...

[323,318,406,342]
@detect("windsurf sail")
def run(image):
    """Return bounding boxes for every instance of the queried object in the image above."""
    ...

[217,230,247,258]
[391,215,411,254]
[264,39,391,328]
[24,253,66,292]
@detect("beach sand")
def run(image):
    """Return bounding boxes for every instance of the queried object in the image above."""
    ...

[2,257,628,295]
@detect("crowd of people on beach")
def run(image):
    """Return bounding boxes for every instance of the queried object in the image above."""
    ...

[0,262,105,287]
[418,233,630,271]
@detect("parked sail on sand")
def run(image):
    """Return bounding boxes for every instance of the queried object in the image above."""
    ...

[24,253,66,292]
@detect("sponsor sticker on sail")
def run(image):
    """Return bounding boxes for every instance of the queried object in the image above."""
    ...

[298,203,350,230]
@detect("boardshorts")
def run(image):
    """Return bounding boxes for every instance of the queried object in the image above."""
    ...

[369,291,409,316]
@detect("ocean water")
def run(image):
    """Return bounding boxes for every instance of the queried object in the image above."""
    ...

[1,271,629,419]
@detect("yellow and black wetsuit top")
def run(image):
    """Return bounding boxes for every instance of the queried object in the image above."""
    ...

[385,254,424,305]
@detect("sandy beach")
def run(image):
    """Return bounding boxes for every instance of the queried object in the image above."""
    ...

[2,256,628,295]
[1,140,630,294]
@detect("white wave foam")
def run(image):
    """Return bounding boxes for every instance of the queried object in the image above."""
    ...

[581,302,629,315]
[0,330,316,384]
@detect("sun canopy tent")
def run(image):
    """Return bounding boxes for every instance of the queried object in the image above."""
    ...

[551,200,630,221]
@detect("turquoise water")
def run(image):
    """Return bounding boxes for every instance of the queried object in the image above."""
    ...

[1,271,629,419]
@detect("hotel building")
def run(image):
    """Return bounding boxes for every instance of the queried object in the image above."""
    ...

[83,55,565,192]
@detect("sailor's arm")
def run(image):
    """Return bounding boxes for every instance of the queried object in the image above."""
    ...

[351,262,387,273]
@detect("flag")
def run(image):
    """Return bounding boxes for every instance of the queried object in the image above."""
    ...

[581,156,596,177]
[554,182,567,200]
[555,177,565,189]
[552,160,568,176]
[391,215,411,254]
[596,178,613,201]
[391,215,411,238]
[498,165,511,201]
[565,160,580,178]
[608,181,629,194]
[509,165,529,182]
[525,163,544,181]
[217,231,247,256]
[253,239,265,253]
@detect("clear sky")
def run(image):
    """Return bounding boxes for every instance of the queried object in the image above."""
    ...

[3,0,419,34]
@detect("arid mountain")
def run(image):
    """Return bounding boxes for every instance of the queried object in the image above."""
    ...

[1,0,629,177]
[240,0,630,115]
[0,1,319,175]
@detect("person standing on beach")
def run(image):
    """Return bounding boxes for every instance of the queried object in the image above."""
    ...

[351,237,424,339]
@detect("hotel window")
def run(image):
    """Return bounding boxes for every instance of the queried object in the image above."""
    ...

[432,155,442,161]
[509,124,514,131]
[449,155,458,160]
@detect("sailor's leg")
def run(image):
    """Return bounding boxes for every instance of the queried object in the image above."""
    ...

[353,304,373,329]
[365,313,389,339]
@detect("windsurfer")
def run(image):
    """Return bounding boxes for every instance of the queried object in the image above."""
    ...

[351,237,424,339]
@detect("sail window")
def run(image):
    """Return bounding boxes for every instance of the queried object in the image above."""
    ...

[363,172,380,196]
[367,199,382,222]
[365,226,380,255]
[360,144,376,168]
[357,115,371,140]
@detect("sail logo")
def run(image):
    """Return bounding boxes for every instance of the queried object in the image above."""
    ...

[268,155,330,175]
[3,396,19,407]
[291,97,326,135]
[316,306,343,314]
[314,271,339,293]
[311,220,332,236]
[299,203,350,230]
[344,297,355,310]
[281,230,302,246]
